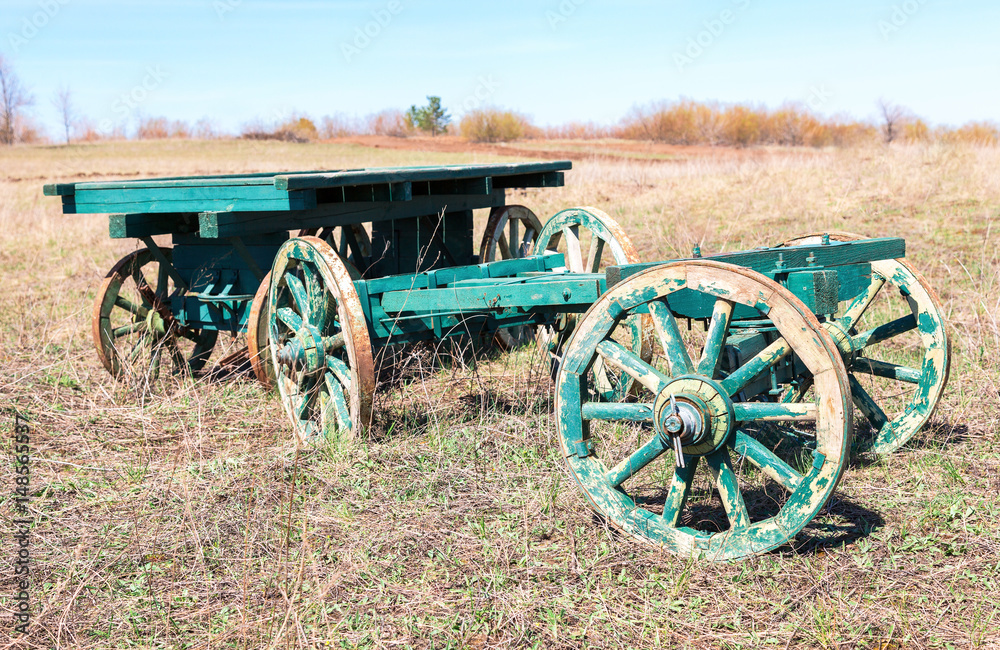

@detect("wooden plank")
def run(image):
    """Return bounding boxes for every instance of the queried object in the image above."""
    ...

[63,191,317,215]
[492,171,565,189]
[69,171,322,191]
[607,239,906,286]
[361,254,564,295]
[43,183,76,196]
[274,161,572,191]
[197,190,506,239]
[379,277,605,314]
[73,183,307,204]
[109,213,197,239]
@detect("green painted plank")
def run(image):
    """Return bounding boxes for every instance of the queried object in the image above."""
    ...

[492,171,565,189]
[361,254,564,295]
[275,161,572,191]
[65,192,316,215]
[607,239,906,286]
[197,191,506,238]
[73,184,308,204]
[379,277,605,313]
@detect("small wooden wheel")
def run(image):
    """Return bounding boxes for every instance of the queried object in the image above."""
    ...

[478,205,544,349]
[267,236,375,441]
[781,232,950,454]
[479,205,543,262]
[298,225,373,275]
[93,248,216,381]
[555,260,852,560]
[535,206,648,393]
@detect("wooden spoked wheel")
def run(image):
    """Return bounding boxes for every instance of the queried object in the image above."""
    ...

[479,205,543,262]
[267,236,375,441]
[298,225,373,275]
[93,248,216,381]
[781,232,950,454]
[555,260,852,560]
[247,271,274,387]
[535,206,648,396]
[478,205,544,349]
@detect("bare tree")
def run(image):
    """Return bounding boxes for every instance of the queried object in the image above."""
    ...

[878,98,907,144]
[0,56,34,145]
[51,85,76,145]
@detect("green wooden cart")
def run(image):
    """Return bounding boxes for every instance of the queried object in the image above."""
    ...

[46,161,950,560]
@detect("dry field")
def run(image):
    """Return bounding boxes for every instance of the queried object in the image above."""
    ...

[1,139,999,649]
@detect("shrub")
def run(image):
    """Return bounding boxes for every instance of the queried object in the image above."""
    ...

[368,110,413,137]
[459,108,531,143]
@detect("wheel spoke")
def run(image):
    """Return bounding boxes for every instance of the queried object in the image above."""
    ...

[128,334,152,363]
[734,402,817,422]
[326,355,352,389]
[733,431,802,492]
[112,321,146,339]
[595,340,670,394]
[852,314,917,349]
[849,374,889,432]
[852,357,921,384]
[697,299,734,377]
[706,449,750,530]
[721,338,791,397]
[324,372,351,431]
[647,300,694,376]
[581,402,653,422]
[521,227,537,257]
[587,236,605,273]
[156,261,168,297]
[497,231,512,260]
[661,458,699,526]
[840,273,886,328]
[167,339,186,373]
[114,295,149,319]
[285,274,311,319]
[276,307,303,331]
[563,225,584,272]
[509,218,519,258]
[605,435,668,488]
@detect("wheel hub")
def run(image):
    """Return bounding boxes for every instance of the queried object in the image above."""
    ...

[276,323,326,375]
[653,376,736,458]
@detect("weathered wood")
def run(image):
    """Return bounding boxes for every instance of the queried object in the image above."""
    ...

[197,191,506,239]
[274,161,572,191]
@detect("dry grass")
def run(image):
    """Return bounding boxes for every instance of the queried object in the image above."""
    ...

[1,140,999,648]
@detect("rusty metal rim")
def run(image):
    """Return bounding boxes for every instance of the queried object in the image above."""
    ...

[247,270,273,387]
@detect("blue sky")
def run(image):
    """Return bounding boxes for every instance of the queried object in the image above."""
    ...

[2,0,998,136]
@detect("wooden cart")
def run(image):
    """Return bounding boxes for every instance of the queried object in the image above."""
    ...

[46,162,950,560]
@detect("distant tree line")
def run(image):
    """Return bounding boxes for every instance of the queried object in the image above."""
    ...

[1,55,998,147]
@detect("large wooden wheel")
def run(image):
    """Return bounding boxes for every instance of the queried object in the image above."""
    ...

[267,236,375,441]
[555,260,852,560]
[536,206,648,395]
[780,232,950,454]
[93,248,216,381]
